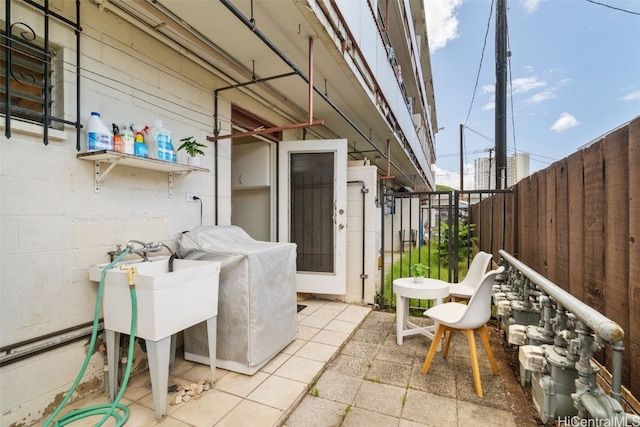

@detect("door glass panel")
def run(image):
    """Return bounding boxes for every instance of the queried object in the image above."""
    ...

[290,152,334,273]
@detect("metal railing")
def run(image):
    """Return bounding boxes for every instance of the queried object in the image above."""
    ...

[498,250,639,425]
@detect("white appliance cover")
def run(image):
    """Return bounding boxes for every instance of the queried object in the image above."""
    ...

[178,225,297,375]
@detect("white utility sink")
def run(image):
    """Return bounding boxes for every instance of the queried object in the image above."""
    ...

[89,256,220,342]
[89,256,220,419]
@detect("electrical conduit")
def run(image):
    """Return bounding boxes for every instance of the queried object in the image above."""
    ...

[44,249,138,426]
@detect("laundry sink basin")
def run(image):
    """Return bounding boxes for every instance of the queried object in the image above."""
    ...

[89,256,220,341]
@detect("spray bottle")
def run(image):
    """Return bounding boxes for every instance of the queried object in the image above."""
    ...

[121,122,135,155]
[133,126,148,158]
[112,124,125,153]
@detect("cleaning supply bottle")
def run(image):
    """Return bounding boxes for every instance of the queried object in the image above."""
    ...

[133,128,148,158]
[86,112,113,151]
[148,119,177,162]
[121,122,135,155]
[112,124,125,153]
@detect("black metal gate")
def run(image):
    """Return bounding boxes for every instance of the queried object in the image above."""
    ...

[378,189,512,311]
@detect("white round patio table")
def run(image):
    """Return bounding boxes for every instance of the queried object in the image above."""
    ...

[393,278,450,346]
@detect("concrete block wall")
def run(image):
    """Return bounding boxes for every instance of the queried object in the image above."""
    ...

[344,166,378,304]
[0,3,253,425]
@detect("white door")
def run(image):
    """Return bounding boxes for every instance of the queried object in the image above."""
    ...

[278,139,347,294]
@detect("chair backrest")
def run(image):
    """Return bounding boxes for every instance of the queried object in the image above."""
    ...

[454,266,504,330]
[458,251,493,287]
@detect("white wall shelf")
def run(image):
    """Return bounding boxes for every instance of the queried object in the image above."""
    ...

[77,150,209,197]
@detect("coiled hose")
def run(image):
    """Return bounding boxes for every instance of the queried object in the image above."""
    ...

[44,250,137,426]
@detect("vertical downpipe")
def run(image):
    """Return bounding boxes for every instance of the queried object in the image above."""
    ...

[348,181,367,301]
[308,37,313,123]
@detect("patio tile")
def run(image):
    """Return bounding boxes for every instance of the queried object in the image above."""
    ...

[408,358,457,398]
[136,385,184,417]
[283,338,308,354]
[122,371,153,402]
[299,315,332,329]
[247,375,306,410]
[340,340,381,361]
[365,359,412,388]
[178,362,217,384]
[295,341,339,363]
[323,319,359,334]
[171,389,241,426]
[321,301,350,311]
[351,327,388,344]
[119,402,157,427]
[325,354,372,378]
[215,399,283,427]
[343,304,373,315]
[214,370,269,398]
[274,355,325,383]
[401,389,457,426]
[284,395,348,427]
[311,307,342,319]
[260,351,291,374]
[351,380,406,417]
[36,300,525,427]
[457,399,517,427]
[342,406,401,427]
[295,325,319,341]
[311,329,350,346]
[152,417,193,427]
[312,370,364,404]
[335,309,369,323]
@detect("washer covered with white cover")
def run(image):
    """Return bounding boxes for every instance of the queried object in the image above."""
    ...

[178,225,297,375]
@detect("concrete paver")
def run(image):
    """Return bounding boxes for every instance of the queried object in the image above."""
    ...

[284,311,531,426]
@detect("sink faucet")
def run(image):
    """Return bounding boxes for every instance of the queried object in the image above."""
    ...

[107,240,175,262]
[126,240,162,261]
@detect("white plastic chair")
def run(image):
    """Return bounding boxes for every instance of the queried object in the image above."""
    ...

[420,266,505,398]
[448,250,493,301]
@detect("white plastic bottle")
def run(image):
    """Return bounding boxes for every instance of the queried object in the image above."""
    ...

[86,112,113,151]
[148,119,176,162]
[121,122,135,155]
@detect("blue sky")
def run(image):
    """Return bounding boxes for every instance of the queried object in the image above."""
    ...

[425,0,640,189]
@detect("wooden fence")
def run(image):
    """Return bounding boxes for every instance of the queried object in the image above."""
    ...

[471,116,640,400]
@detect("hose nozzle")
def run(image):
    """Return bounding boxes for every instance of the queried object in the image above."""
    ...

[120,266,137,287]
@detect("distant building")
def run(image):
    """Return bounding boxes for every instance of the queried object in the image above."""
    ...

[474,153,530,190]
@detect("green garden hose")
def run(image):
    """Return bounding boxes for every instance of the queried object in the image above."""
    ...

[44,250,138,426]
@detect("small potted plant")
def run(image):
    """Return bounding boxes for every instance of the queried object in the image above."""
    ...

[410,263,429,283]
[177,136,206,166]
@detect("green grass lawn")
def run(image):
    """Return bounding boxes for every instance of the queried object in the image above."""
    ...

[382,243,470,313]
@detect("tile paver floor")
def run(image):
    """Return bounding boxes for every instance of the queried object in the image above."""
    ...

[37,299,537,426]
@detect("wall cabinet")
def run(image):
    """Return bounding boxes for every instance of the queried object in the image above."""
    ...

[232,142,271,189]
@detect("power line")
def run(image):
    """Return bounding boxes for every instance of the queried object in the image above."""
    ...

[462,0,494,126]
[585,0,640,16]
[464,126,494,143]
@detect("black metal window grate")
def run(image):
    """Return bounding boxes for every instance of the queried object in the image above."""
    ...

[0,28,54,126]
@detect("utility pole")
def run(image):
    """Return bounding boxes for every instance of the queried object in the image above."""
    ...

[459,123,464,191]
[495,0,508,189]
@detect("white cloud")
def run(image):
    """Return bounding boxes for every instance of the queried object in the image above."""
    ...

[433,163,475,190]
[481,84,494,94]
[511,77,546,94]
[482,101,495,111]
[523,88,557,105]
[550,113,579,132]
[522,0,542,13]
[622,90,640,102]
[424,0,463,52]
